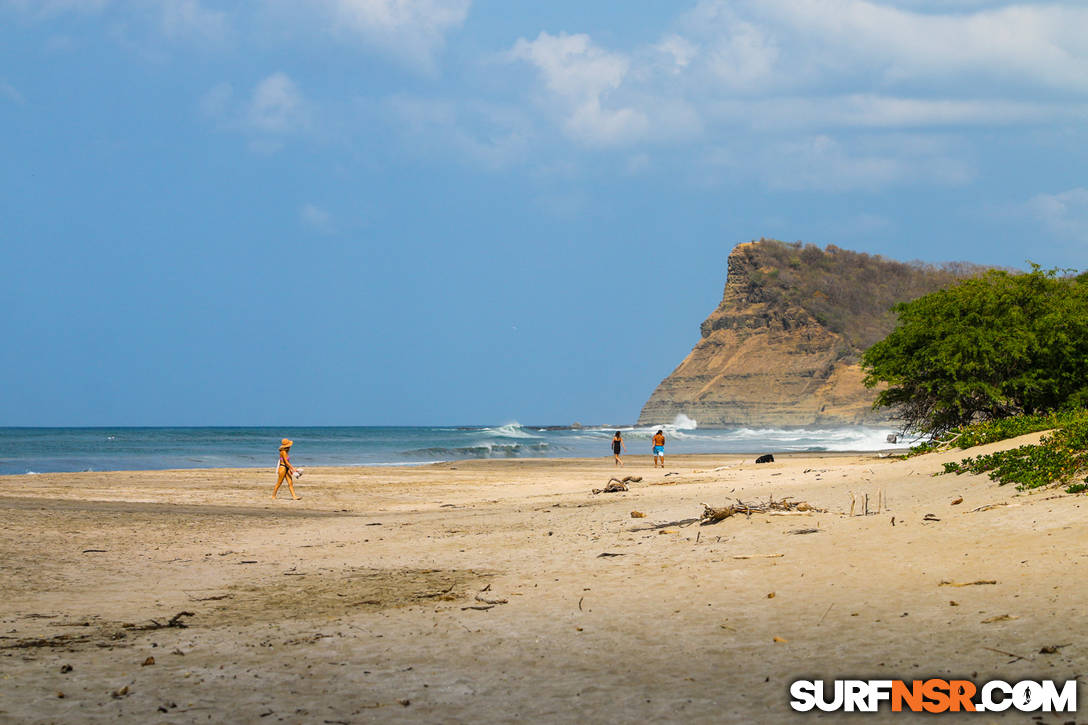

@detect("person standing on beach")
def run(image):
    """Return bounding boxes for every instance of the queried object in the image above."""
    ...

[652,430,666,468]
[611,431,626,466]
[272,438,301,500]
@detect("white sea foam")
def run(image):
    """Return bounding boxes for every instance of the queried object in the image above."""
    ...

[671,413,698,430]
[483,422,540,439]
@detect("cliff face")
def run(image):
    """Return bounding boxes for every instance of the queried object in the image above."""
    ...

[638,240,985,427]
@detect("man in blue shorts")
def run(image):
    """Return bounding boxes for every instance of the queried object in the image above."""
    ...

[652,430,665,468]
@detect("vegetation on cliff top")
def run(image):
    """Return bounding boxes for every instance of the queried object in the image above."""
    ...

[733,239,986,351]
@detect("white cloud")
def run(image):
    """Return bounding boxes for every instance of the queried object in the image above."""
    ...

[386,95,531,169]
[247,73,308,134]
[0,80,24,104]
[655,35,698,72]
[160,0,228,44]
[757,134,972,191]
[199,81,233,119]
[707,95,1083,130]
[318,0,469,72]
[300,203,335,233]
[1026,188,1088,243]
[677,0,1088,94]
[200,74,311,152]
[503,1,1086,189]
[2,0,110,18]
[509,32,649,146]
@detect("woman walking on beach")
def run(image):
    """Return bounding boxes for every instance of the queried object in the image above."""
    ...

[611,431,626,466]
[652,430,665,468]
[272,438,301,500]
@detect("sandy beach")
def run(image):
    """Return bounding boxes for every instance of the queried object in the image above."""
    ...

[1,436,1084,723]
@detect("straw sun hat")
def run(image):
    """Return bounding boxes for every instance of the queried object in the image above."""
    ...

[280,438,293,448]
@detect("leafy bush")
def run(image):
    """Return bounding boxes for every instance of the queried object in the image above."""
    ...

[909,411,1076,455]
[942,412,1088,492]
[862,265,1088,436]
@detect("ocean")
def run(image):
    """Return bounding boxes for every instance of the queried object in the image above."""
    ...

[0,420,911,475]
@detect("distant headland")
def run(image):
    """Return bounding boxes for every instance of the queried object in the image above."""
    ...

[638,239,992,427]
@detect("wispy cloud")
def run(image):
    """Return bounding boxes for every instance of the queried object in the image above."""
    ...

[247,73,308,133]
[386,95,531,169]
[200,73,312,153]
[300,203,335,234]
[1025,188,1088,243]
[0,79,24,105]
[160,0,229,44]
[2,0,111,19]
[313,0,470,73]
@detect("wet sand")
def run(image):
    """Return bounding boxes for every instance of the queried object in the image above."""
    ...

[1,436,1084,723]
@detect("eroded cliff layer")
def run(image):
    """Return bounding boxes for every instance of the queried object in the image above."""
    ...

[638,240,986,427]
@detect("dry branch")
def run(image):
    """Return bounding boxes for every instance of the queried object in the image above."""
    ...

[701,496,825,523]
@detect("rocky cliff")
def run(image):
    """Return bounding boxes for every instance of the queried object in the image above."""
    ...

[638,240,987,427]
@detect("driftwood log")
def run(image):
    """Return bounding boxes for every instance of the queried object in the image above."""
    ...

[592,475,642,495]
[701,496,825,523]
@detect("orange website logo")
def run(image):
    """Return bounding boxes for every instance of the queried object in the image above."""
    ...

[789,678,1078,713]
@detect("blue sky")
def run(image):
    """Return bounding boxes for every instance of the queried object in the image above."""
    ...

[2,0,1087,426]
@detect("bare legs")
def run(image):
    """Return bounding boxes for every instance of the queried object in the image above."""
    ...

[272,466,301,500]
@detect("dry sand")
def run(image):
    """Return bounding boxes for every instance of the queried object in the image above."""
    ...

[1,435,1085,723]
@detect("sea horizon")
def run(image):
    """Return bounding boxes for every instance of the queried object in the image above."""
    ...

[0,421,910,476]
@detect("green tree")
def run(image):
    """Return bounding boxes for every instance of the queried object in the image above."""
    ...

[861,266,1088,436]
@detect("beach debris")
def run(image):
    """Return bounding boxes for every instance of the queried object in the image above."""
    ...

[766,592,776,599]
[951,497,963,505]
[701,496,824,523]
[966,503,1010,513]
[142,656,156,666]
[474,585,508,606]
[849,490,887,516]
[593,481,627,494]
[817,603,834,625]
[593,476,641,494]
[461,605,494,611]
[111,685,130,699]
[81,549,107,554]
[755,454,775,464]
[939,580,997,587]
[949,601,959,606]
[923,513,940,522]
[597,552,625,558]
[664,472,680,477]
[415,582,457,600]
[981,614,1018,624]
[891,516,896,526]
[773,636,788,643]
[982,646,1030,663]
[60,664,73,673]
[122,611,194,632]
[1039,644,1070,654]
[733,553,784,559]
[788,528,820,535]
[630,511,646,518]
[578,597,584,611]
